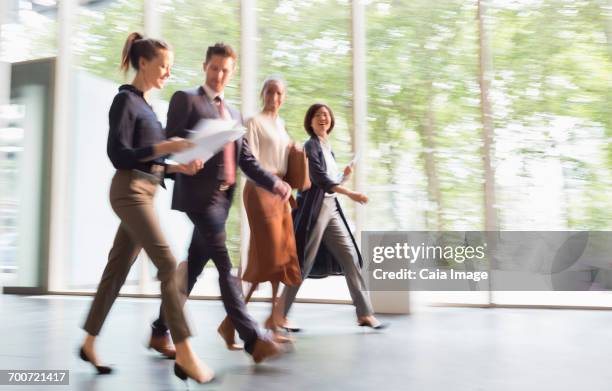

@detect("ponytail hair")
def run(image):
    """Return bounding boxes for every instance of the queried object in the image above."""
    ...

[120,32,171,74]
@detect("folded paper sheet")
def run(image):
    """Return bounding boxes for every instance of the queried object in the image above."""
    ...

[170,119,246,164]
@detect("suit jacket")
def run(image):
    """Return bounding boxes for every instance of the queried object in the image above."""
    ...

[292,136,363,278]
[166,86,277,212]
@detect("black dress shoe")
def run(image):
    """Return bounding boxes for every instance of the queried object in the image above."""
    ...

[79,347,112,375]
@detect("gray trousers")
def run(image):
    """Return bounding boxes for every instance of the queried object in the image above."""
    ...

[83,170,191,343]
[282,196,373,318]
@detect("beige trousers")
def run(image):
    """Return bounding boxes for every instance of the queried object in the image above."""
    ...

[83,170,191,343]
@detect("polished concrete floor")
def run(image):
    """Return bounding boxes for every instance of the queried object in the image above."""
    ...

[1,294,611,391]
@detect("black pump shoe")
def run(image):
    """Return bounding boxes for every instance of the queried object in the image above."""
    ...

[173,362,214,384]
[174,363,187,382]
[280,325,302,333]
[357,320,389,330]
[79,347,112,375]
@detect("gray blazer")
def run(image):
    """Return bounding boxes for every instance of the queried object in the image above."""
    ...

[166,86,277,212]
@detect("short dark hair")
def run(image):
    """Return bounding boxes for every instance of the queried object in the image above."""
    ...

[304,103,335,137]
[120,32,170,74]
[205,43,237,64]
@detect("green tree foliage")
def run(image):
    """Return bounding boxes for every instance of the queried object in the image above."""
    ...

[74,0,144,83]
[24,0,609,264]
[366,0,483,230]
[489,0,612,229]
[256,0,355,221]
[257,0,353,158]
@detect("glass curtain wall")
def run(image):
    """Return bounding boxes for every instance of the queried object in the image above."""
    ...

[6,0,610,308]
[0,0,57,291]
[366,0,612,307]
[366,0,489,306]
[63,0,144,293]
[488,0,612,306]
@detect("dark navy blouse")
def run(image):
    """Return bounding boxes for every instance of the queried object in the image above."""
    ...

[106,84,165,171]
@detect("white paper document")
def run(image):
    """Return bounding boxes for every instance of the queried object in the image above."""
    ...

[336,153,359,183]
[170,119,246,164]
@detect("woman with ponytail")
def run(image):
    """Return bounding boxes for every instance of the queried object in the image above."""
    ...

[79,32,213,384]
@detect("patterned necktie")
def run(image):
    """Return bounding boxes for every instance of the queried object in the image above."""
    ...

[215,96,236,186]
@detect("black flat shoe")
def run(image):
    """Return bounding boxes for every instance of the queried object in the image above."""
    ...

[79,347,112,375]
[358,320,389,330]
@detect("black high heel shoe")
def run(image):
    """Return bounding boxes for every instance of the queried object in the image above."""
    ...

[79,347,112,375]
[174,362,214,384]
[277,318,301,333]
[357,319,389,330]
[174,363,188,382]
[280,324,302,333]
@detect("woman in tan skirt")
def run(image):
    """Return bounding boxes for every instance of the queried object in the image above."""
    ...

[218,76,301,338]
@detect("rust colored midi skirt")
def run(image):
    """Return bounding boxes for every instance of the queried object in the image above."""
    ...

[241,179,302,286]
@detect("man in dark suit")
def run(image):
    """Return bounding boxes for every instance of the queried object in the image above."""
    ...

[148,43,291,363]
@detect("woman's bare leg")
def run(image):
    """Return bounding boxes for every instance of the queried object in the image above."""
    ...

[244,282,258,304]
[175,339,214,383]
